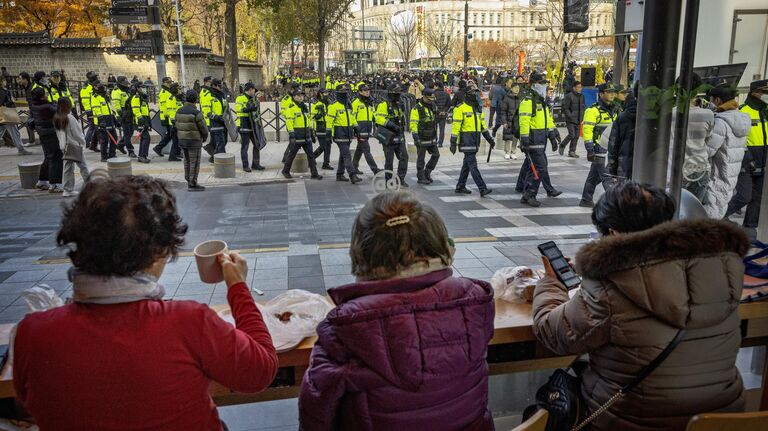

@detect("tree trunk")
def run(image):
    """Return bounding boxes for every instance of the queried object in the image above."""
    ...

[318,34,325,87]
[441,55,445,68]
[223,0,239,92]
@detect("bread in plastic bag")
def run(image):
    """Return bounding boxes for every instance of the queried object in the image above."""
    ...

[218,289,333,352]
[490,266,544,303]
[21,286,65,312]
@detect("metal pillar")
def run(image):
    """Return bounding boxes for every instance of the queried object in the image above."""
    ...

[149,0,167,84]
[631,0,683,188]
[612,0,628,86]
[463,0,469,68]
[669,0,700,211]
[174,0,186,89]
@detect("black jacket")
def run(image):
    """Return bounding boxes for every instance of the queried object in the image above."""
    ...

[561,90,586,124]
[0,87,14,108]
[29,98,57,137]
[434,88,451,115]
[607,99,637,178]
[497,92,522,127]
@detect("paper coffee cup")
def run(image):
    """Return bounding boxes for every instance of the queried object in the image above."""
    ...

[194,240,228,284]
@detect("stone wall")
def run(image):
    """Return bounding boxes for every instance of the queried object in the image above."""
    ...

[0,45,262,86]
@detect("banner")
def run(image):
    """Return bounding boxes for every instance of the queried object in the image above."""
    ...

[518,50,525,76]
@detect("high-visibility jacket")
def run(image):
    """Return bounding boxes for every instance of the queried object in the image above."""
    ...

[327,101,357,143]
[279,95,294,120]
[91,94,116,129]
[451,102,487,152]
[519,95,556,151]
[375,100,404,128]
[110,87,129,116]
[351,97,375,137]
[131,94,150,126]
[158,86,172,122]
[206,91,226,131]
[410,101,438,144]
[31,82,51,102]
[165,95,182,124]
[235,93,260,131]
[199,87,212,125]
[79,84,94,114]
[582,101,618,154]
[741,97,768,169]
[284,102,312,140]
[49,84,71,105]
[311,101,329,136]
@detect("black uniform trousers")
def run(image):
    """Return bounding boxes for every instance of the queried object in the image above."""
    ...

[456,151,487,191]
[210,130,227,155]
[581,155,611,202]
[352,137,379,172]
[335,141,355,177]
[240,131,261,169]
[383,139,408,181]
[136,125,151,158]
[416,143,440,179]
[84,116,97,150]
[156,124,173,151]
[283,138,319,176]
[99,128,117,160]
[524,149,553,198]
[312,134,332,166]
[120,120,134,152]
[560,122,580,153]
[726,171,762,228]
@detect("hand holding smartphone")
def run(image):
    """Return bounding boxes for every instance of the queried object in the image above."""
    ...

[538,241,581,289]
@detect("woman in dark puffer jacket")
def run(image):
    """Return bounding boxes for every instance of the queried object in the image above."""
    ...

[299,191,495,431]
[29,87,63,192]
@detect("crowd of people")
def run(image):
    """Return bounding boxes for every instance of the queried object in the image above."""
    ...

[10,177,752,431]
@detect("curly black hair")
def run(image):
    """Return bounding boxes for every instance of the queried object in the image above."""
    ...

[57,176,188,276]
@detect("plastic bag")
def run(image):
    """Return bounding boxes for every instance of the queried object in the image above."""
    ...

[21,286,65,312]
[490,266,544,303]
[218,289,333,352]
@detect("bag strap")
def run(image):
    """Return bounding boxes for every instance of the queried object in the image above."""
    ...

[572,329,686,431]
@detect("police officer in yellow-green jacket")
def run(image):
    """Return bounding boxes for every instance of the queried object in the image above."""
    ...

[450,86,494,197]
[131,83,152,163]
[80,71,99,151]
[312,88,334,170]
[279,83,299,163]
[48,70,72,106]
[112,76,136,157]
[91,83,118,161]
[199,76,212,123]
[203,78,228,162]
[351,84,380,175]
[579,83,619,207]
[159,83,183,162]
[281,88,322,180]
[410,88,440,185]
[328,85,361,184]
[727,79,768,228]
[517,73,562,206]
[375,85,409,186]
[153,77,174,157]
[235,83,265,172]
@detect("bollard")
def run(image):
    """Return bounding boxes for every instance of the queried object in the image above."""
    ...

[292,153,309,174]
[107,157,132,177]
[18,161,42,189]
[213,153,236,178]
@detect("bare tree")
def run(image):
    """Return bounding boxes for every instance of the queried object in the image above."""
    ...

[425,20,456,68]
[388,9,418,69]
[538,0,605,75]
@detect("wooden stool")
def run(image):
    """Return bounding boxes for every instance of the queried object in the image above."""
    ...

[107,157,132,178]
[213,153,236,178]
[18,161,42,189]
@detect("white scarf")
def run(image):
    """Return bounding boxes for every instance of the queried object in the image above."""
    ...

[70,268,165,304]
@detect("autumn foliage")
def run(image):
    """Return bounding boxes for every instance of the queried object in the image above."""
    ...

[0,0,111,38]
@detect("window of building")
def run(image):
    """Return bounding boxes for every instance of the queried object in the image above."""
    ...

[481,13,485,25]
[529,12,534,25]
[472,13,477,25]
[480,30,485,40]
[496,30,501,40]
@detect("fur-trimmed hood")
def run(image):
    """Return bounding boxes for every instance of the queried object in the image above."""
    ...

[577,219,749,279]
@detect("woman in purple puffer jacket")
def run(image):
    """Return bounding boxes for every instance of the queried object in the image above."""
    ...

[299,191,495,431]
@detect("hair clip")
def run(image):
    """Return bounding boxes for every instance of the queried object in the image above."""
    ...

[385,215,410,227]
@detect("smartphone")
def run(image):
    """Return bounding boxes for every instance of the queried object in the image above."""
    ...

[538,241,581,290]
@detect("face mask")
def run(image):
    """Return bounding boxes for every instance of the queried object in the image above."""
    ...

[533,83,547,98]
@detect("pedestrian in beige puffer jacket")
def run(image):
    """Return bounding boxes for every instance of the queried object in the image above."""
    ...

[532,181,749,431]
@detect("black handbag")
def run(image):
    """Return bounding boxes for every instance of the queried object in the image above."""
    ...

[524,329,686,431]
[374,125,395,146]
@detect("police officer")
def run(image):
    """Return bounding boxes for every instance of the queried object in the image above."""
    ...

[31,71,50,99]
[203,78,228,162]
[579,83,619,207]
[153,77,174,157]
[518,73,562,207]
[282,88,322,180]
[280,83,299,164]
[410,88,440,185]
[235,83,265,172]
[163,83,183,162]
[199,76,213,151]
[312,89,334,170]
[48,70,72,106]
[450,85,494,197]
[351,84,380,175]
[112,76,135,157]
[131,83,152,163]
[92,83,118,161]
[727,79,768,228]
[375,85,409,187]
[80,72,99,152]
[328,85,361,184]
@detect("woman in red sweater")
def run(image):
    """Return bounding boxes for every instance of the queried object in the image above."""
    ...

[13,175,278,431]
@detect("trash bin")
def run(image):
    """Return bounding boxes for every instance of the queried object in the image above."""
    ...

[107,157,132,177]
[18,161,42,189]
[292,153,309,174]
[213,153,236,178]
